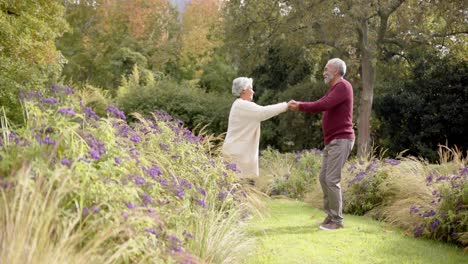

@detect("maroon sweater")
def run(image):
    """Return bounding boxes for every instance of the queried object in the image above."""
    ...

[298,79,355,145]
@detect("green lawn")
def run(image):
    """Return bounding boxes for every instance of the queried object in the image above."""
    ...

[244,199,467,264]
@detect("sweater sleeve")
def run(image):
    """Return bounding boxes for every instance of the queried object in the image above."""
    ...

[298,82,348,113]
[238,101,288,122]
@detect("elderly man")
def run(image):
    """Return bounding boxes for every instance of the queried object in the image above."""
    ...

[288,58,355,230]
[222,77,288,183]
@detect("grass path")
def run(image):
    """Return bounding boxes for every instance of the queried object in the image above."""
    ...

[243,199,467,264]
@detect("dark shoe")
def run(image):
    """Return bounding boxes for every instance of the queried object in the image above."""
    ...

[319,222,344,231]
[315,216,332,226]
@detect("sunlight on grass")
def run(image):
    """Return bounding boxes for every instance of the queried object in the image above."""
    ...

[244,199,467,264]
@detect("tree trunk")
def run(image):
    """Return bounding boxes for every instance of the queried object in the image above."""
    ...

[357,19,375,158]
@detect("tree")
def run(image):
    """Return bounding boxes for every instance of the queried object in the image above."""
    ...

[0,0,68,122]
[223,0,468,157]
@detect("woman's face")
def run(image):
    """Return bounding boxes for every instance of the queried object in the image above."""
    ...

[241,86,254,101]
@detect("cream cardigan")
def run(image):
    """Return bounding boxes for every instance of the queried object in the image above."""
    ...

[222,99,288,177]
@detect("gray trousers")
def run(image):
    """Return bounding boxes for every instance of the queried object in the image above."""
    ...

[319,138,354,224]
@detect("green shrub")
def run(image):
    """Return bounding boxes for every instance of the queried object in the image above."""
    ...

[259,148,321,199]
[411,167,467,247]
[0,84,252,262]
[343,159,393,215]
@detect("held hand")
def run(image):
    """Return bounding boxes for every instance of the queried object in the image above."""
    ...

[288,100,299,111]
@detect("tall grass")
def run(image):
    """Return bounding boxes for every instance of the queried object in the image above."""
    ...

[0,164,136,264]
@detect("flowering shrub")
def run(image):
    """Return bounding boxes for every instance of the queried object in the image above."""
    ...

[261,148,321,199]
[411,167,467,246]
[343,159,395,215]
[0,85,250,262]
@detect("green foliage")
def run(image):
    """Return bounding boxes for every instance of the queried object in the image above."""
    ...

[0,0,68,123]
[343,160,392,216]
[116,67,233,136]
[411,168,467,247]
[0,85,252,262]
[200,54,237,94]
[259,148,321,199]
[374,52,468,161]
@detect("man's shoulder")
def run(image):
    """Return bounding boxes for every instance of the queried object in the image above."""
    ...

[335,79,353,91]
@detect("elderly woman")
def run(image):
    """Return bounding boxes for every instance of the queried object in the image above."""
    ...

[222,77,288,180]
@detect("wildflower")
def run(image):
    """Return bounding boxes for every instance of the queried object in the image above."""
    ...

[384,159,400,166]
[58,107,76,117]
[194,198,206,208]
[106,105,126,120]
[122,212,129,221]
[41,98,58,104]
[159,178,169,187]
[459,167,468,176]
[80,101,100,121]
[179,179,192,190]
[218,191,228,201]
[82,207,90,217]
[130,134,141,143]
[197,187,206,197]
[61,158,71,167]
[134,176,146,185]
[168,235,183,252]
[414,225,423,237]
[64,86,75,95]
[430,218,441,231]
[145,228,158,236]
[91,205,99,213]
[225,162,238,172]
[422,210,436,218]
[183,230,194,240]
[426,173,434,184]
[43,136,56,145]
[88,149,100,160]
[115,157,122,164]
[171,155,182,159]
[125,202,136,210]
[146,165,163,179]
[141,193,153,206]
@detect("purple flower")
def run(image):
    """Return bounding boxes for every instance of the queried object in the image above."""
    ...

[430,218,441,231]
[41,98,58,104]
[426,173,434,184]
[134,176,146,185]
[168,235,182,252]
[80,101,100,121]
[106,105,126,120]
[91,205,99,213]
[125,202,136,210]
[88,149,100,160]
[159,178,169,187]
[183,230,194,240]
[197,187,206,197]
[64,86,75,95]
[58,107,76,117]
[82,207,90,217]
[141,193,153,206]
[384,159,401,166]
[422,210,436,218]
[414,225,423,237]
[194,198,206,208]
[225,162,238,172]
[218,191,228,201]
[122,212,129,221]
[171,155,181,159]
[61,158,71,167]
[42,135,56,146]
[146,165,163,179]
[115,157,122,164]
[459,166,468,176]
[145,228,158,236]
[130,134,141,143]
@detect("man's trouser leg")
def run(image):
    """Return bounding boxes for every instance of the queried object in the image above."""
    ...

[320,139,354,224]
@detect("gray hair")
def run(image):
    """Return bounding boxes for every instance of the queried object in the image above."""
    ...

[327,58,347,77]
[232,77,253,96]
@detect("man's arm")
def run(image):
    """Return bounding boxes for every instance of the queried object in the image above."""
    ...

[299,83,348,113]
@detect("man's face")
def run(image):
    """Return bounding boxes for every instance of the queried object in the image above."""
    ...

[323,63,337,84]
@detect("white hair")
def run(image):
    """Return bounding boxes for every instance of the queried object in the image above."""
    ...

[232,77,253,96]
[327,58,347,76]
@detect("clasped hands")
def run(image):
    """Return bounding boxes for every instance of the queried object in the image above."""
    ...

[287,100,299,111]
